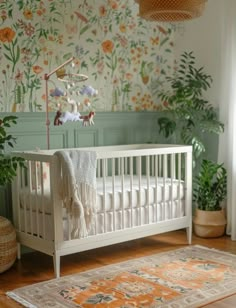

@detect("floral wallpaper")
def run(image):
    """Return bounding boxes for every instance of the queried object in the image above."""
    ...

[0,0,176,113]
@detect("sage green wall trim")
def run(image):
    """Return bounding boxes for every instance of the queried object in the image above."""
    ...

[1,112,161,151]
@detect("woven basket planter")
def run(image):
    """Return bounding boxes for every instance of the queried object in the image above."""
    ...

[193,209,226,238]
[136,0,207,22]
[0,216,17,273]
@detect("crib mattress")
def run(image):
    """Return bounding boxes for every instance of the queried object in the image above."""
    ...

[19,175,185,214]
[19,199,185,241]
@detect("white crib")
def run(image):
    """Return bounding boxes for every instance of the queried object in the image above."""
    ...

[12,144,192,278]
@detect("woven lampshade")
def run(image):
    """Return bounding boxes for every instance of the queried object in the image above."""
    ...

[135,0,207,22]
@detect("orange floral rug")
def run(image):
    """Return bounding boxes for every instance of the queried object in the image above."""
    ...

[7,245,236,307]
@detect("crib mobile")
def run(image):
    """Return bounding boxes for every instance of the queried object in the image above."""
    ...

[53,86,97,127]
[44,57,98,150]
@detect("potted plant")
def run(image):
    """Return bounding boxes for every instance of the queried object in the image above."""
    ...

[157,51,224,168]
[0,115,24,273]
[193,159,227,238]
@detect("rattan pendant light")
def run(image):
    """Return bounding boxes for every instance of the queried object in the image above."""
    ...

[135,0,207,22]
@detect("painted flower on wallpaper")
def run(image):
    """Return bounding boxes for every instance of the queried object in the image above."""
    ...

[32,65,43,74]
[101,39,117,79]
[101,40,114,54]
[18,20,35,37]
[0,27,19,73]
[0,26,15,42]
[109,0,119,10]
[23,8,33,20]
[99,5,107,17]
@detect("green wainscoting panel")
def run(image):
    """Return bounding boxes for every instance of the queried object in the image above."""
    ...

[1,112,162,150]
[74,129,99,148]
[103,127,128,145]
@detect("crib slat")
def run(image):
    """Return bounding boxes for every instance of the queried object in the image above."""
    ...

[121,157,125,230]
[22,161,30,234]
[146,156,150,225]
[102,158,107,233]
[170,153,175,220]
[185,151,192,219]
[30,161,37,236]
[155,155,158,223]
[33,161,39,237]
[137,156,142,226]
[39,162,46,239]
[34,162,40,238]
[130,156,133,228]
[178,153,182,218]
[163,154,167,221]
[112,158,116,232]
[28,161,34,235]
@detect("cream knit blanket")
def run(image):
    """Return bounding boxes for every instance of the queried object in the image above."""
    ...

[54,150,97,239]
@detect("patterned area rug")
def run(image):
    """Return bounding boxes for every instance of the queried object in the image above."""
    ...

[7,245,236,308]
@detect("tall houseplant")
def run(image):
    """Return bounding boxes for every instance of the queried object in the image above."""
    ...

[193,159,227,238]
[157,51,224,167]
[157,52,227,237]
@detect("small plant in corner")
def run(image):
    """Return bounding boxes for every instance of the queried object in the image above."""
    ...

[157,51,224,167]
[193,159,227,238]
[0,116,25,186]
[193,159,227,211]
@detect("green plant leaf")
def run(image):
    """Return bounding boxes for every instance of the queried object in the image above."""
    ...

[0,116,25,186]
[158,117,176,138]
[193,159,227,211]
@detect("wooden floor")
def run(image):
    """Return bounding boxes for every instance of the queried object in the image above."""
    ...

[1,230,236,307]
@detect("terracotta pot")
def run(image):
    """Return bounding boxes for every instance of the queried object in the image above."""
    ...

[193,208,226,238]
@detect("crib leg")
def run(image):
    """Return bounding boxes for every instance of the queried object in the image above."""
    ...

[17,242,21,260]
[53,252,61,278]
[186,225,192,244]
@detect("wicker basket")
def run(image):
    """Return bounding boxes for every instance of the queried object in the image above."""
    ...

[0,216,17,273]
[136,0,207,22]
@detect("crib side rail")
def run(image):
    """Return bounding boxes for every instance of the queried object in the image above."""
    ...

[95,145,192,160]
[11,153,63,248]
